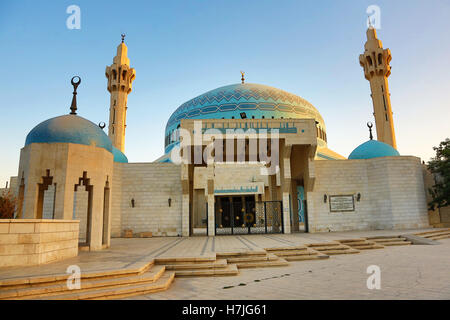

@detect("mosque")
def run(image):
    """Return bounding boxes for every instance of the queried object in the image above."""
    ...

[3,27,430,254]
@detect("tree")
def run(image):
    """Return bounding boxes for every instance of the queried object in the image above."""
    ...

[0,190,16,219]
[427,138,450,210]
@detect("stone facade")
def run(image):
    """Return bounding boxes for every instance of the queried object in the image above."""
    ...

[16,142,114,250]
[307,156,429,232]
[110,162,182,237]
[0,219,79,267]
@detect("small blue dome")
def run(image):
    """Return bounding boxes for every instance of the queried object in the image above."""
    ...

[348,140,400,160]
[112,147,128,163]
[25,115,113,153]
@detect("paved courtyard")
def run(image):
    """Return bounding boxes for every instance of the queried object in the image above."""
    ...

[131,238,450,300]
[0,228,449,300]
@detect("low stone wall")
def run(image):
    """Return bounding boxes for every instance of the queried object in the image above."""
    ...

[0,219,79,267]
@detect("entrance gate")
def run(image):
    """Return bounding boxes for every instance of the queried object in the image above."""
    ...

[215,198,283,235]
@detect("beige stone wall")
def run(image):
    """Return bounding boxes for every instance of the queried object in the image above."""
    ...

[16,143,114,250]
[73,185,89,242]
[0,219,79,267]
[110,162,182,237]
[213,163,269,187]
[307,156,429,232]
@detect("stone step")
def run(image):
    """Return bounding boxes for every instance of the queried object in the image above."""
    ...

[315,248,360,255]
[307,244,354,251]
[348,244,385,250]
[284,254,329,261]
[36,272,175,300]
[164,259,228,270]
[337,238,367,242]
[154,256,216,264]
[306,242,341,247]
[1,265,166,300]
[419,231,450,238]
[216,250,267,258]
[235,258,289,269]
[373,241,411,246]
[337,239,385,250]
[338,238,371,244]
[227,254,279,263]
[428,235,450,240]
[414,228,450,236]
[340,241,371,245]
[174,264,239,277]
[369,237,407,243]
[0,261,154,290]
[264,246,307,251]
[270,250,319,256]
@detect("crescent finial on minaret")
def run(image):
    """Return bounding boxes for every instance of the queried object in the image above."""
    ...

[367,15,373,28]
[121,33,126,43]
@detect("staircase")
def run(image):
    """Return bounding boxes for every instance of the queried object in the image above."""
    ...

[337,239,385,250]
[414,228,450,240]
[365,235,412,246]
[154,256,239,277]
[0,262,174,300]
[265,245,329,261]
[216,251,289,269]
[305,242,360,255]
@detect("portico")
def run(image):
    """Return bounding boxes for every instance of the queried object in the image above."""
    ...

[176,118,318,236]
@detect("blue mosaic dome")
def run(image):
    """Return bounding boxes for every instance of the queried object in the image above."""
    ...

[25,114,113,153]
[112,146,128,163]
[165,83,324,153]
[348,140,400,160]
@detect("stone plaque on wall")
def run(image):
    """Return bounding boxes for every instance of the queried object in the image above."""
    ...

[329,195,355,212]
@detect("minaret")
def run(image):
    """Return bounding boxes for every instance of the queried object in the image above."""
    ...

[105,34,136,152]
[359,26,397,149]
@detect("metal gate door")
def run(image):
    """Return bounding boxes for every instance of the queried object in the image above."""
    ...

[215,200,283,235]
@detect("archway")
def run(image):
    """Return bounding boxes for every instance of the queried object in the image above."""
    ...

[36,170,54,219]
[73,172,93,246]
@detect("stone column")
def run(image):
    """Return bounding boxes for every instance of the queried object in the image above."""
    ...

[280,144,292,234]
[53,173,75,220]
[207,194,215,236]
[181,163,192,237]
[88,179,106,251]
[23,178,39,219]
[206,164,215,236]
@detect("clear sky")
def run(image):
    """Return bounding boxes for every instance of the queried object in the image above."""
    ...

[0,0,449,185]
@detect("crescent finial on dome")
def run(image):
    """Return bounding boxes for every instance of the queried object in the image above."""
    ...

[240,71,245,84]
[367,121,374,140]
[70,76,81,115]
